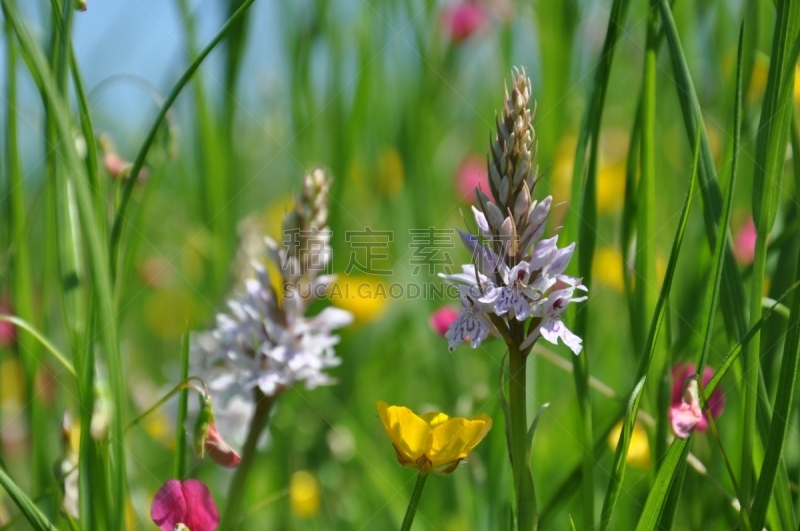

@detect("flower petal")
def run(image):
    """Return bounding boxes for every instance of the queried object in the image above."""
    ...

[151,480,187,531]
[181,479,220,531]
[420,411,450,428]
[427,417,491,470]
[376,401,431,463]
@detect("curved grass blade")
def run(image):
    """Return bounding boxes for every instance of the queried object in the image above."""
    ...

[109,0,259,277]
[0,468,57,531]
[174,331,191,478]
[0,316,76,377]
[1,3,128,525]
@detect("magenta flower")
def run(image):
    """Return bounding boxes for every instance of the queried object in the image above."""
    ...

[150,479,219,531]
[0,294,16,347]
[454,154,491,203]
[670,363,725,436]
[733,217,757,265]
[441,2,488,43]
[429,306,460,336]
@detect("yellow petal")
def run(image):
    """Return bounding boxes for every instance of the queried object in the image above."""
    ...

[427,417,490,469]
[376,401,430,462]
[420,411,449,428]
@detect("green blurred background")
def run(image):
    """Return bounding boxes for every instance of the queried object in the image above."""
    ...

[2,0,796,529]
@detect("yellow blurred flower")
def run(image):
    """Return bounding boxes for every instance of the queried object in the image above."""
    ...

[592,247,624,293]
[144,289,199,338]
[290,471,320,518]
[607,420,650,470]
[376,400,492,475]
[377,147,404,197]
[551,134,577,206]
[551,130,628,215]
[329,275,389,323]
[0,358,24,406]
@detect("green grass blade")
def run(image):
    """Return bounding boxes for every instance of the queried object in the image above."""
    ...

[174,331,191,478]
[109,0,259,278]
[658,0,748,343]
[600,128,700,530]
[744,0,800,505]
[599,377,646,530]
[0,468,57,531]
[750,50,800,531]
[0,316,76,377]
[1,3,127,525]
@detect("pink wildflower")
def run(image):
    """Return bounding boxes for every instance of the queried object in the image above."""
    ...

[150,479,220,531]
[733,217,757,265]
[669,363,725,438]
[454,154,491,203]
[429,306,460,336]
[441,2,488,43]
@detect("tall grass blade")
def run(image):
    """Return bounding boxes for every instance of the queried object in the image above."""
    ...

[1,3,127,525]
[744,0,800,505]
[601,126,701,530]
[109,0,259,277]
[750,52,800,531]
[0,468,57,531]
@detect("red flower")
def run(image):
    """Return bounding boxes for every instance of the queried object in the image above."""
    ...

[441,2,488,43]
[150,479,220,531]
[670,363,725,434]
[429,306,460,336]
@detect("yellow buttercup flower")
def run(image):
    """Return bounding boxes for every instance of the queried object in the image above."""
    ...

[330,275,389,323]
[607,420,651,470]
[290,471,320,518]
[376,400,492,475]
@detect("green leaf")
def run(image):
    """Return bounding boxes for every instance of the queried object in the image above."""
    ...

[0,468,57,531]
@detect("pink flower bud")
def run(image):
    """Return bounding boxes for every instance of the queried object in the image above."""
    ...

[150,479,219,531]
[670,362,725,435]
[429,306,460,336]
[103,153,149,183]
[733,217,757,265]
[205,423,242,468]
[193,395,241,468]
[454,154,491,203]
[441,2,488,43]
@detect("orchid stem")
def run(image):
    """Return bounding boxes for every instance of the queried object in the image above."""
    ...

[219,389,276,531]
[400,472,429,531]
[508,336,533,530]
